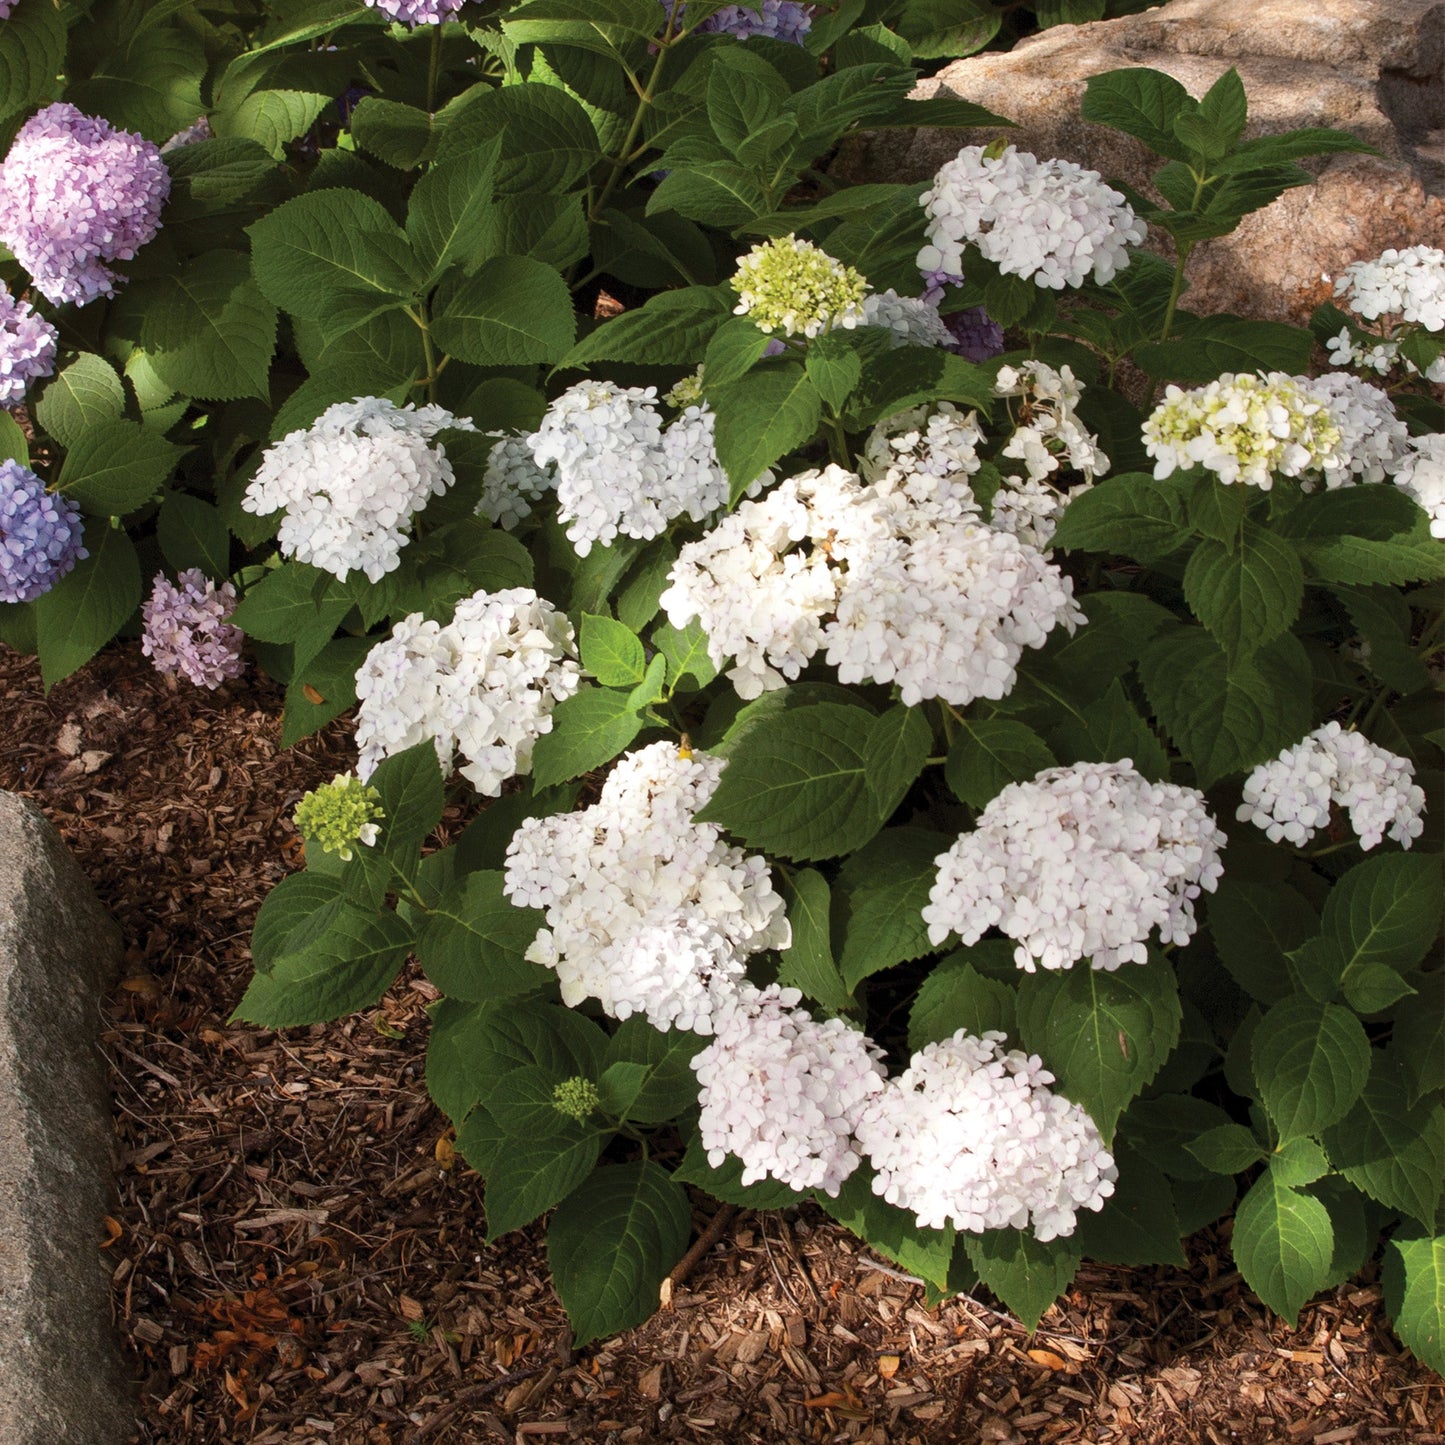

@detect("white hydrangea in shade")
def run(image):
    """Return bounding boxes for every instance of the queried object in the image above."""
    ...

[924,761,1227,972]
[659,465,891,699]
[859,403,985,511]
[995,361,1109,484]
[502,742,790,1034]
[1297,373,1409,489]
[353,588,581,796]
[1326,327,1445,384]
[860,289,955,349]
[918,145,1147,292]
[525,381,744,556]
[476,432,557,530]
[855,1030,1116,1239]
[1237,721,1426,851]
[823,520,1084,708]
[730,234,868,339]
[1333,246,1445,331]
[1142,372,1342,489]
[243,397,472,582]
[691,983,886,1195]
[1392,432,1445,538]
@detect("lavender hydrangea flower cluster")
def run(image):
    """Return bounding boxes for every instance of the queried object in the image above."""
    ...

[943,306,1005,363]
[0,458,86,603]
[0,283,57,405]
[364,0,465,24]
[140,569,246,689]
[0,103,169,307]
[697,1,812,43]
[0,3,17,20]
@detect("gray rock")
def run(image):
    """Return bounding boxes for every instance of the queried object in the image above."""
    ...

[0,791,133,1444]
[834,0,1445,326]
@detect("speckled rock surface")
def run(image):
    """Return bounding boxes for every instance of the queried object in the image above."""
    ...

[0,790,132,1444]
[834,0,1445,325]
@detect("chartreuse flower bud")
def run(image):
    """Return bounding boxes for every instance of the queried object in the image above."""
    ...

[730,235,868,340]
[294,773,385,862]
[552,1077,601,1121]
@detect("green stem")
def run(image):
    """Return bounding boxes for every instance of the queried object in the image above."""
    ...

[426,21,443,114]
[823,412,851,468]
[588,23,675,221]
[1158,171,1210,342]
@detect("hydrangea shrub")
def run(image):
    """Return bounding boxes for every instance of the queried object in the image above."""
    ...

[0,1,1440,1366]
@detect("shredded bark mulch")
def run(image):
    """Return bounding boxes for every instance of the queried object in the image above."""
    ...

[1,640,1440,1445]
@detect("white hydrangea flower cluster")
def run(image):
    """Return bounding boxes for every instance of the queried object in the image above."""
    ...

[860,289,955,349]
[691,983,886,1195]
[243,397,472,582]
[854,1030,1117,1239]
[476,433,557,530]
[1237,721,1426,851]
[1142,372,1342,489]
[1298,373,1409,489]
[730,234,868,339]
[1392,432,1445,538]
[502,742,791,1033]
[1333,245,1445,331]
[525,380,744,556]
[858,402,985,512]
[353,588,581,796]
[995,362,1109,485]
[917,145,1147,291]
[1326,328,1445,384]
[924,761,1227,972]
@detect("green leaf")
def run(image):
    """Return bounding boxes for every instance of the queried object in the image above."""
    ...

[349,97,437,169]
[137,251,278,401]
[1135,315,1312,384]
[1333,585,1433,696]
[367,742,445,859]
[438,81,602,193]
[216,88,329,159]
[35,355,125,449]
[282,635,372,748]
[837,828,950,991]
[530,687,645,788]
[908,944,1018,1051]
[1384,1235,1445,1376]
[0,2,66,121]
[157,494,230,580]
[431,256,577,366]
[945,718,1055,809]
[705,43,788,149]
[232,563,350,670]
[964,1230,1081,1332]
[1014,957,1182,1142]
[863,703,932,821]
[55,420,183,519]
[231,904,411,1028]
[1069,679,1170,780]
[604,1017,700,1125]
[1322,1052,1445,1224]
[0,411,27,467]
[580,613,646,687]
[1307,510,1445,586]
[1208,877,1317,1004]
[405,135,504,280]
[1049,472,1191,563]
[696,702,886,861]
[1080,68,1195,162]
[1138,626,1311,788]
[1073,1147,1186,1267]
[778,869,853,1012]
[1394,1007,1445,1105]
[1251,998,1370,1140]
[654,619,718,694]
[648,163,770,228]
[562,285,730,368]
[702,315,776,388]
[805,333,864,411]
[34,528,141,689]
[1123,1094,1238,1181]
[820,1167,956,1290]
[627,652,668,711]
[1268,1137,1329,1189]
[248,188,418,325]
[673,1131,804,1211]
[709,365,822,503]
[1186,1124,1267,1175]
[1183,521,1304,663]
[251,872,348,974]
[547,1160,693,1345]
[1187,67,1248,155]
[1232,1173,1334,1324]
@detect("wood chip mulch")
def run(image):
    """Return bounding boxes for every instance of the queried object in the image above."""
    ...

[1,640,1440,1445]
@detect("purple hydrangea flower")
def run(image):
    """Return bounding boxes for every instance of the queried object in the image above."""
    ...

[0,103,170,307]
[364,0,465,24]
[0,283,57,405]
[944,306,1006,363]
[660,1,812,43]
[0,3,18,19]
[140,568,246,689]
[160,116,212,154]
[0,458,86,603]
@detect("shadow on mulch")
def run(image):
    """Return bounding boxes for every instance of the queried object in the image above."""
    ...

[1,641,1439,1445]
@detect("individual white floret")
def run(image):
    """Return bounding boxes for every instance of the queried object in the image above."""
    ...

[502,742,790,1033]
[476,432,557,530]
[1392,432,1445,538]
[924,761,1226,972]
[1298,373,1409,489]
[860,289,955,349]
[855,1029,1116,1240]
[1334,246,1445,331]
[691,983,886,1196]
[1237,721,1426,850]
[243,397,472,583]
[353,588,581,796]
[823,521,1084,708]
[1142,373,1342,489]
[917,145,1147,292]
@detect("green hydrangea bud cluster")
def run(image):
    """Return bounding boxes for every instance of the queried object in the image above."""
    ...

[663,365,705,409]
[730,234,868,339]
[551,1076,601,1121]
[293,772,385,861]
